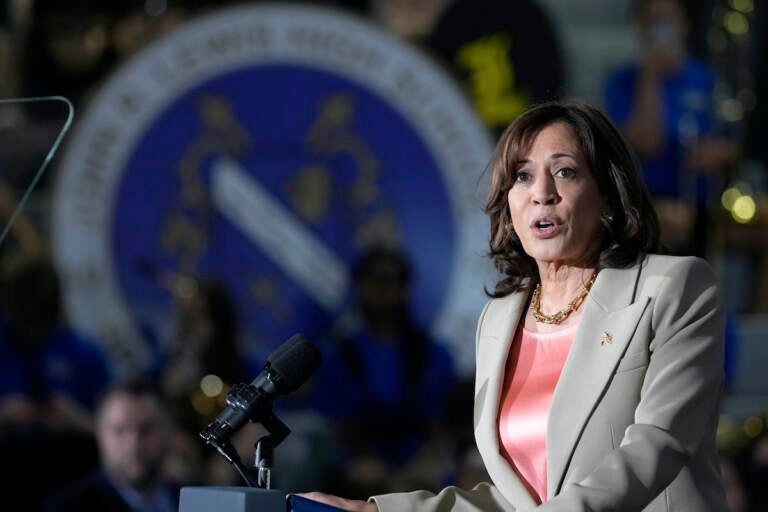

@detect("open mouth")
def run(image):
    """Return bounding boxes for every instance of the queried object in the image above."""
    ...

[531,217,561,237]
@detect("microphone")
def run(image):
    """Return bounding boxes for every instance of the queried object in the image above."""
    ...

[199,333,322,449]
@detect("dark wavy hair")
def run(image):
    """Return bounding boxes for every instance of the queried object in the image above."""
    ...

[485,101,660,297]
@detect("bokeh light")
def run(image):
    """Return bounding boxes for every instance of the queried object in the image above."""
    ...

[720,97,744,122]
[200,374,225,397]
[732,195,757,223]
[724,10,749,35]
[744,415,764,438]
[729,0,754,14]
[721,187,741,211]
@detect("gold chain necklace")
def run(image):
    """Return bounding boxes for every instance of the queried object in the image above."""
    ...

[530,271,598,325]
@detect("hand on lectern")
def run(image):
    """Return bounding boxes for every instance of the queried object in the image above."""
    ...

[294,492,378,512]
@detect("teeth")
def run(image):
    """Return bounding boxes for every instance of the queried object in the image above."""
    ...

[537,221,553,228]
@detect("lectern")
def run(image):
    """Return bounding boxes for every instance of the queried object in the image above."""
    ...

[179,487,345,512]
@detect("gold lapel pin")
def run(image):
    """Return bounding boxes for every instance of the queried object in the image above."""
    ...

[601,332,612,345]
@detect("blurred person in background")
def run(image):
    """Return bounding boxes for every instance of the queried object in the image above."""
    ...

[735,0,768,313]
[0,251,115,508]
[369,0,449,43]
[311,245,457,499]
[603,0,738,257]
[424,0,565,138]
[46,378,182,512]
[0,251,113,432]
[154,277,247,435]
[367,0,565,137]
[0,174,111,430]
[144,275,249,485]
[605,0,742,401]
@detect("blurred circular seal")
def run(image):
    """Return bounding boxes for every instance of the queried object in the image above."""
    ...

[51,4,494,375]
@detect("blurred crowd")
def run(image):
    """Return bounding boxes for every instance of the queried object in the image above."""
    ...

[0,0,767,511]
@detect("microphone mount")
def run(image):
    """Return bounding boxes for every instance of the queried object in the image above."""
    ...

[199,333,321,489]
[200,382,291,447]
[200,382,291,489]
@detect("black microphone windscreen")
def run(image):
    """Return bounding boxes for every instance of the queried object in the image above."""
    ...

[266,334,322,392]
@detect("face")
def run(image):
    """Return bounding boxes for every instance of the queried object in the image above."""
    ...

[96,392,169,490]
[507,122,603,267]
[639,0,687,52]
[357,257,408,318]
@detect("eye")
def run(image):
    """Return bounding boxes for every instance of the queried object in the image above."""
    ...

[514,170,531,183]
[554,167,576,179]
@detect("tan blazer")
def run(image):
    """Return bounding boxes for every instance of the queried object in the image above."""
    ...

[373,254,730,511]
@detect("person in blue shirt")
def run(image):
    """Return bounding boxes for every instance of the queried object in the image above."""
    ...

[603,0,737,256]
[604,0,742,420]
[312,246,457,499]
[0,251,114,432]
[0,251,115,509]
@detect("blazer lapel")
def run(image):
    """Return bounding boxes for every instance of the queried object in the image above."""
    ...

[474,291,539,512]
[546,262,650,496]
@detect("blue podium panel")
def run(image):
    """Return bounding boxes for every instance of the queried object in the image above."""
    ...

[179,486,286,512]
[178,487,348,512]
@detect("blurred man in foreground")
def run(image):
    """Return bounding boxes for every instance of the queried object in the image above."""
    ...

[46,379,182,512]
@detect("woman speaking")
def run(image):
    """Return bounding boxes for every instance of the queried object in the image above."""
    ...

[301,101,730,511]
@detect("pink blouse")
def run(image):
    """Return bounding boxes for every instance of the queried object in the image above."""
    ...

[498,323,578,504]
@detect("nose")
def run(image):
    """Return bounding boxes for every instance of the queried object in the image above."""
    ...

[532,175,559,205]
[124,431,142,452]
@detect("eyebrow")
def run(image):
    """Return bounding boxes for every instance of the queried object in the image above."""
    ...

[516,153,577,165]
